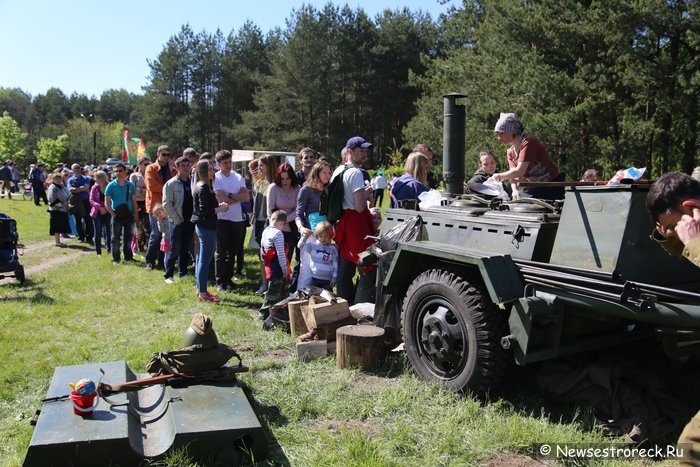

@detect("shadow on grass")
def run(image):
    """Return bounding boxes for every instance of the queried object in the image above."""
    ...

[227,295,264,310]
[240,381,291,466]
[493,339,700,443]
[0,279,55,304]
[61,243,95,252]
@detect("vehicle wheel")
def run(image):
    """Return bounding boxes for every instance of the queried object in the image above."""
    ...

[16,265,25,283]
[401,269,508,393]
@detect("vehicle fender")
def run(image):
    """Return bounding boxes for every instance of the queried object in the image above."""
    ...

[382,241,524,305]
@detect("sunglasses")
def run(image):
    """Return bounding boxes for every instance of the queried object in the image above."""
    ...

[116,169,125,173]
[161,153,171,157]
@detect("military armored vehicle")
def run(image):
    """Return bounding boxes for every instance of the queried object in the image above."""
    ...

[375,94,700,393]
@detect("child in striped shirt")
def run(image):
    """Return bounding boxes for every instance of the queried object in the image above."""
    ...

[259,210,290,319]
[297,221,338,291]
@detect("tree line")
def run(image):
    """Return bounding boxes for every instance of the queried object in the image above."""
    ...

[0,1,697,180]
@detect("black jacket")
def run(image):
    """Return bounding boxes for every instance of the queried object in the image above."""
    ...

[191,182,219,229]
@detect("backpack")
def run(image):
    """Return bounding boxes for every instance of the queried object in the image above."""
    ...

[319,164,350,223]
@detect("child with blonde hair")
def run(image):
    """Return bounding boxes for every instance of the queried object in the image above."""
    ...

[297,221,338,290]
[152,203,172,254]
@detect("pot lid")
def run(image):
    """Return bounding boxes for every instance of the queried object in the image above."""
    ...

[467,182,500,197]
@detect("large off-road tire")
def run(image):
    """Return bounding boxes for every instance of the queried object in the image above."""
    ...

[401,269,508,393]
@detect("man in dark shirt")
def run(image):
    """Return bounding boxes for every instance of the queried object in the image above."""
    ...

[0,161,12,198]
[295,147,316,185]
[68,163,94,243]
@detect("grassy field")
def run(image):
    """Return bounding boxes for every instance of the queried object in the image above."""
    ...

[0,197,682,466]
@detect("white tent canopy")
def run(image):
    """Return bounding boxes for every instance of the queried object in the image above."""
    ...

[231,150,297,169]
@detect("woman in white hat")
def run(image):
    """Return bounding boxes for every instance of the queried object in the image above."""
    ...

[491,113,564,200]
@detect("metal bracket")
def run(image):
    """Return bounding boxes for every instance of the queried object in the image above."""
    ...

[620,281,657,311]
[511,225,525,248]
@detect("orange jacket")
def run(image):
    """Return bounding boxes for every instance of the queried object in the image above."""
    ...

[145,161,177,213]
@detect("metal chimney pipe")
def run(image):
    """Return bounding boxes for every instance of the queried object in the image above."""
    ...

[443,93,466,197]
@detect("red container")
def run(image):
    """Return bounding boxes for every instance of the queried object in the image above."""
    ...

[69,390,98,415]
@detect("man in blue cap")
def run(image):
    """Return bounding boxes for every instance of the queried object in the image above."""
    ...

[332,136,377,305]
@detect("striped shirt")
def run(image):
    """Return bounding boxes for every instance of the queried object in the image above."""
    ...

[260,226,287,275]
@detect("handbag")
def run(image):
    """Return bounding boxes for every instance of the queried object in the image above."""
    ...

[114,184,132,221]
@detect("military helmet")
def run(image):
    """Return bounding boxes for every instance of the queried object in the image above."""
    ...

[183,313,219,348]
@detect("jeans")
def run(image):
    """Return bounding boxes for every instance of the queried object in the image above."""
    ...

[75,199,94,241]
[93,213,112,255]
[195,225,217,294]
[215,219,247,284]
[373,188,384,207]
[33,183,48,206]
[164,220,195,279]
[336,257,376,306]
[311,277,332,290]
[283,223,300,292]
[111,215,134,262]
[336,257,357,304]
[145,213,163,266]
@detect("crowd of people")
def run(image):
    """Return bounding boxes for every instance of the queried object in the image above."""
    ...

[21,136,438,310]
[8,112,649,310]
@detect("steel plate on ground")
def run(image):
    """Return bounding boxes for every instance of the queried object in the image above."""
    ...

[23,360,267,466]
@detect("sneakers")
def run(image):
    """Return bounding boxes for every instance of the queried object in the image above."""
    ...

[164,277,174,285]
[255,284,268,295]
[233,273,244,281]
[216,281,236,292]
[197,292,221,303]
[145,263,154,270]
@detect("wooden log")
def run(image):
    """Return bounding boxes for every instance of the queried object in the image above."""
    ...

[336,325,385,370]
[316,316,356,341]
[288,300,309,338]
[301,298,350,329]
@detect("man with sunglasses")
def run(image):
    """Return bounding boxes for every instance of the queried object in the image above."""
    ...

[646,172,700,464]
[68,163,94,244]
[144,145,177,270]
[647,171,700,268]
[105,163,138,264]
[162,156,195,284]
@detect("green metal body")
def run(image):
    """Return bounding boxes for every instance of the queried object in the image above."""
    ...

[381,185,700,365]
[24,360,267,466]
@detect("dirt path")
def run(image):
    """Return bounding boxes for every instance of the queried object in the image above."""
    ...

[0,239,92,285]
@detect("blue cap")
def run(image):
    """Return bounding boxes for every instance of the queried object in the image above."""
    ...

[345,136,373,150]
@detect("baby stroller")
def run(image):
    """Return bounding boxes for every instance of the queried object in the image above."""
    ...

[0,213,25,283]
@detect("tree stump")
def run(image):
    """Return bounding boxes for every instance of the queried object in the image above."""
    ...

[336,325,385,370]
[288,300,308,338]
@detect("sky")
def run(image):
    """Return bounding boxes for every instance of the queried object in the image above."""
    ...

[0,0,455,98]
